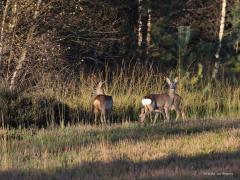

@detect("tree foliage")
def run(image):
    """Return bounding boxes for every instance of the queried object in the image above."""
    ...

[0,0,239,87]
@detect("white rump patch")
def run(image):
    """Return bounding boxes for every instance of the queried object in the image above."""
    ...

[142,98,152,106]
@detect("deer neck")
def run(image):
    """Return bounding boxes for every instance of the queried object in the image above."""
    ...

[96,88,104,95]
[168,89,175,98]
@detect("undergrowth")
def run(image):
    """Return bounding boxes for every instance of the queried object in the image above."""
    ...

[0,65,239,127]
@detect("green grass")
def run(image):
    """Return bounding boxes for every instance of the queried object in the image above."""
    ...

[0,119,239,179]
[1,66,240,126]
[0,67,239,179]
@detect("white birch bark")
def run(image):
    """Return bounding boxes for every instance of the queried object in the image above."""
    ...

[138,0,142,47]
[0,0,9,63]
[212,0,227,80]
[7,1,18,78]
[215,0,227,59]
[9,2,17,31]
[147,8,151,54]
[10,0,42,90]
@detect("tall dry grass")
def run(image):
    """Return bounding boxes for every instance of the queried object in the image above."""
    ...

[0,65,239,126]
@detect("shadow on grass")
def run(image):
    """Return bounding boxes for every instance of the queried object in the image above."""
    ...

[78,119,240,145]
[2,118,240,154]
[0,96,72,128]
[0,151,239,179]
[111,104,138,124]
[0,92,92,127]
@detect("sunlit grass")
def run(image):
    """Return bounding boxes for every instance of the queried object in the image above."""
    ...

[0,65,240,126]
[0,119,239,179]
[0,65,239,178]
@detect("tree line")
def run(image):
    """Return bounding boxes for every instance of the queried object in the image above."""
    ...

[0,0,239,90]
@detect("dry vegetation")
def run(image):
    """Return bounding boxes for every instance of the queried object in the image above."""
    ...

[0,0,239,179]
[0,66,239,179]
[1,65,240,127]
[0,119,239,179]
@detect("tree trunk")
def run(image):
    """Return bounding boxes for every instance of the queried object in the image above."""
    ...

[212,0,226,81]
[0,0,9,63]
[137,0,142,47]
[141,11,148,60]
[10,0,42,91]
[147,9,151,54]
[140,0,151,61]
[7,1,18,78]
[125,0,138,58]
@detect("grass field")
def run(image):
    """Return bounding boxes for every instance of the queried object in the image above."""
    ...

[0,119,239,179]
[0,67,240,179]
[1,66,240,127]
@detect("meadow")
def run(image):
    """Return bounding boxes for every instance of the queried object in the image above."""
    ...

[0,66,240,179]
[0,120,239,179]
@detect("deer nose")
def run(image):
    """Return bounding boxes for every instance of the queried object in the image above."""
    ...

[170,84,175,89]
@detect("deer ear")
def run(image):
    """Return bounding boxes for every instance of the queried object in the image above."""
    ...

[166,77,171,85]
[174,77,178,83]
[97,81,103,87]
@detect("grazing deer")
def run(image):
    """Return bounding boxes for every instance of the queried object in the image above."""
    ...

[139,77,185,123]
[92,81,113,124]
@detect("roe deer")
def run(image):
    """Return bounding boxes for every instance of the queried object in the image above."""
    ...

[92,81,113,124]
[139,77,185,123]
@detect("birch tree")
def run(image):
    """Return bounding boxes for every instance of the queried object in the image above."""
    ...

[6,1,18,78]
[0,0,9,63]
[10,0,42,90]
[147,8,151,54]
[138,0,142,47]
[139,0,151,60]
[212,0,227,80]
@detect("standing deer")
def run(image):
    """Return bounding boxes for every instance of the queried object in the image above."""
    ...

[139,77,185,123]
[92,81,113,124]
